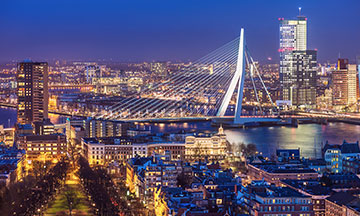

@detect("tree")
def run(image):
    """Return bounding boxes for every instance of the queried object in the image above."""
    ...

[4,160,69,215]
[225,140,232,154]
[63,187,80,216]
[67,140,81,170]
[31,160,52,180]
[238,143,246,157]
[244,143,257,157]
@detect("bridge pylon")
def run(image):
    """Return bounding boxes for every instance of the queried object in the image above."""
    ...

[216,28,246,124]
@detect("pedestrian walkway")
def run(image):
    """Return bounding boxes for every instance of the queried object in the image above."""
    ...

[44,169,93,216]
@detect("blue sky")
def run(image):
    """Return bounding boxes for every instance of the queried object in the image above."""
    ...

[1,0,359,63]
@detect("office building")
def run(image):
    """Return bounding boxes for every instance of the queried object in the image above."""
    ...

[17,134,66,162]
[332,59,357,106]
[281,50,317,106]
[65,117,130,139]
[279,14,318,106]
[81,136,133,165]
[279,15,307,52]
[17,61,48,124]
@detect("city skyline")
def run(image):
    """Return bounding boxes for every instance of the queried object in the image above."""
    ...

[1,0,360,63]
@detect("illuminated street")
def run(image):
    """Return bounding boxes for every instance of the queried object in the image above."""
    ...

[1,1,360,216]
[44,168,93,216]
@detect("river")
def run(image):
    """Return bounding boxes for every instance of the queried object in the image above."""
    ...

[2,107,360,159]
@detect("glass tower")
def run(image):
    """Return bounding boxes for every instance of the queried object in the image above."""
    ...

[279,15,317,106]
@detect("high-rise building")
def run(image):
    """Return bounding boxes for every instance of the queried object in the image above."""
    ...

[281,50,317,106]
[332,59,357,106]
[279,16,307,52]
[17,61,48,124]
[279,14,317,106]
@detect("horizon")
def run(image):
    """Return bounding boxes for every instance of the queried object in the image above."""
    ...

[1,0,360,63]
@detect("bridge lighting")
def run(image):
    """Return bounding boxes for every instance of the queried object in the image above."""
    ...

[96,28,275,123]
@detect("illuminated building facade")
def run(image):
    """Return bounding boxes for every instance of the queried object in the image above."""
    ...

[17,61,49,124]
[332,59,357,106]
[279,15,317,106]
[48,95,58,109]
[0,145,26,186]
[185,126,227,162]
[66,118,130,139]
[323,140,360,173]
[81,135,185,166]
[126,151,182,202]
[17,134,66,162]
[153,187,169,216]
[147,143,185,160]
[81,137,133,166]
[280,50,317,106]
[279,15,307,53]
[33,118,55,135]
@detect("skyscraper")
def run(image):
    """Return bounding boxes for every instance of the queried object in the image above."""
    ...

[332,59,357,106]
[282,50,317,106]
[17,61,48,124]
[279,13,317,106]
[279,16,307,52]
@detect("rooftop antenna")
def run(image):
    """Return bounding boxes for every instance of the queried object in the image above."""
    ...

[298,7,302,16]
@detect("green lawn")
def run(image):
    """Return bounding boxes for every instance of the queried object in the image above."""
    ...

[45,184,93,216]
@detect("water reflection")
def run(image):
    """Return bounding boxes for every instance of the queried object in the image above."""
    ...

[148,121,360,158]
[225,123,360,159]
[149,121,213,134]
[1,107,359,159]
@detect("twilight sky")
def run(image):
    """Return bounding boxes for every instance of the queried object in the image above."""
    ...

[1,0,359,63]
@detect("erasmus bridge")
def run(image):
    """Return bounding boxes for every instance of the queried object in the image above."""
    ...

[96,29,278,125]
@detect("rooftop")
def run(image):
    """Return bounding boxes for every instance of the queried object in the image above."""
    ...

[323,140,360,154]
[255,186,311,198]
[327,192,358,206]
[25,134,65,141]
[282,179,332,195]
[250,163,317,174]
